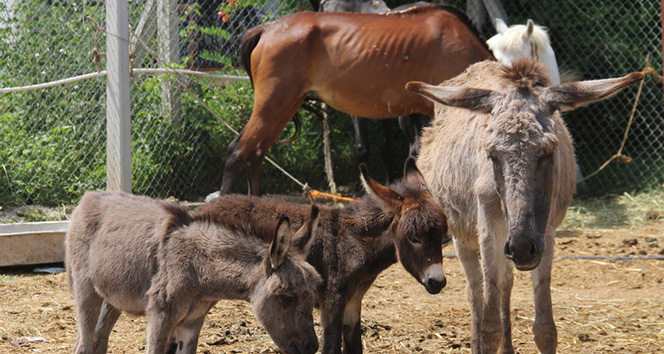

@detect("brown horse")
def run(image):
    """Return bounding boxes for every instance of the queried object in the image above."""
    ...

[221,5,492,195]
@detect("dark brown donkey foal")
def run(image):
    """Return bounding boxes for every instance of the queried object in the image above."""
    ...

[66,191,322,354]
[194,158,450,354]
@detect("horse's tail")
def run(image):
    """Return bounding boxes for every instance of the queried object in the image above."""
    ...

[240,25,264,86]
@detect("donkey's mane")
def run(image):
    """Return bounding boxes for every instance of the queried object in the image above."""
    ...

[501,58,551,89]
[162,202,193,236]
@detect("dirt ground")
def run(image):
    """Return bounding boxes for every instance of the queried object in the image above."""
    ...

[1,222,663,354]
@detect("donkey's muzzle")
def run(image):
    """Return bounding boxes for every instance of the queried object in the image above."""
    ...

[504,236,543,271]
[422,263,446,294]
[287,330,319,354]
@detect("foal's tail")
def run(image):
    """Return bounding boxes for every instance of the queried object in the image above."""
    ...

[240,25,264,86]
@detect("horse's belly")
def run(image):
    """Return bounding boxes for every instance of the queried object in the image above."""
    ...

[315,87,433,118]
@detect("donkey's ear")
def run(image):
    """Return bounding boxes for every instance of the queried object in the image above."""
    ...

[495,18,508,34]
[360,163,404,214]
[268,215,292,270]
[291,205,319,255]
[406,82,498,113]
[543,72,644,112]
[403,157,427,186]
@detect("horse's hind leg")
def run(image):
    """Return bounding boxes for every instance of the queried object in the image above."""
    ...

[221,130,247,195]
[244,96,308,195]
[531,227,557,354]
[92,301,121,354]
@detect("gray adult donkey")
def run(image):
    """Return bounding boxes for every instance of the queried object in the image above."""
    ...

[66,191,322,354]
[407,59,643,353]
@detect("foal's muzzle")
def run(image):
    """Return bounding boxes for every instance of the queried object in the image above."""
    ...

[287,329,319,354]
[422,263,446,294]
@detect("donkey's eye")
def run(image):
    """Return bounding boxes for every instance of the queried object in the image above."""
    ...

[278,294,297,308]
[408,234,422,245]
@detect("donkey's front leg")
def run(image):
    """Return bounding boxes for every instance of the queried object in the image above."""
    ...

[478,209,509,353]
[146,309,178,354]
[342,280,375,354]
[320,292,346,354]
[531,226,557,354]
[454,239,483,354]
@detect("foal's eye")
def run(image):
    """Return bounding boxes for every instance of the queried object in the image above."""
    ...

[408,234,422,245]
[278,294,297,308]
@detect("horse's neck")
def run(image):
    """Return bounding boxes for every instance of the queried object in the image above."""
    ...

[538,45,560,85]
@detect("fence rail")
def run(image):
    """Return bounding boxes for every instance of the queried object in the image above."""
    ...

[0,0,662,218]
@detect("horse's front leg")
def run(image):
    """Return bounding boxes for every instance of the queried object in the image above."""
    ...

[379,119,394,184]
[531,225,557,354]
[454,238,483,353]
[351,115,369,168]
[397,114,423,158]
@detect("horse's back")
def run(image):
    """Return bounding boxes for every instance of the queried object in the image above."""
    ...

[250,6,492,118]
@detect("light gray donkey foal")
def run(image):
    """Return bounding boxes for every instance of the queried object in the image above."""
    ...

[407,59,643,353]
[66,191,322,354]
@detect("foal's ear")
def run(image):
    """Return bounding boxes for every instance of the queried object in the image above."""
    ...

[406,81,498,113]
[291,205,319,256]
[403,157,427,187]
[543,72,644,112]
[268,215,292,270]
[360,163,404,214]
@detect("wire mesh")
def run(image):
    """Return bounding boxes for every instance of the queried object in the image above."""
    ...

[0,0,662,212]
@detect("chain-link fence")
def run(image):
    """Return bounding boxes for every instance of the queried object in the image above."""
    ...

[0,0,662,214]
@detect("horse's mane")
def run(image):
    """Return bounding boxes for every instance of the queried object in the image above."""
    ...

[487,21,552,57]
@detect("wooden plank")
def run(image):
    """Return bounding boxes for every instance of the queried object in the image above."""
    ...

[106,0,132,192]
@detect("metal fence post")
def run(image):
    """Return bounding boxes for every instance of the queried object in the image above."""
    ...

[106,0,132,192]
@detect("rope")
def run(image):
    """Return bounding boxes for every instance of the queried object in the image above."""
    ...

[0,69,248,93]
[577,54,651,184]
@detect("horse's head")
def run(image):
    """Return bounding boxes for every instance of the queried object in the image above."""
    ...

[254,208,322,354]
[487,18,561,85]
[360,158,449,293]
[407,59,643,270]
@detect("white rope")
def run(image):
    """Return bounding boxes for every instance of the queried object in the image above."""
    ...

[0,68,249,93]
